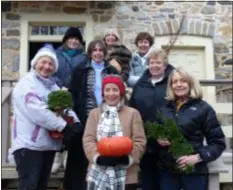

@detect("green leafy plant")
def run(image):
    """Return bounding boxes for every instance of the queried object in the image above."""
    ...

[47,90,74,139]
[47,90,73,113]
[144,116,194,173]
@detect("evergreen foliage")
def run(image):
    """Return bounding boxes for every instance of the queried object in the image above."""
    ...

[144,116,194,173]
[47,90,73,113]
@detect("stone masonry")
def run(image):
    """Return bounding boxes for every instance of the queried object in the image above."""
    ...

[2,1,232,81]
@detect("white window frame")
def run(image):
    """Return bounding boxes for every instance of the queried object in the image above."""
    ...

[154,35,216,103]
[19,13,93,77]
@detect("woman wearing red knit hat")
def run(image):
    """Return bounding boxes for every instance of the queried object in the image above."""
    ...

[83,74,146,190]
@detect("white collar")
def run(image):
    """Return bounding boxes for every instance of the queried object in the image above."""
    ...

[151,75,164,85]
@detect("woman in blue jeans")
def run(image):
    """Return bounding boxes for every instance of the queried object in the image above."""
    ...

[157,68,226,190]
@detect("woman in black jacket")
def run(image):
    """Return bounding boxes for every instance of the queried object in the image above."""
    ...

[63,40,118,190]
[158,67,226,190]
[129,48,174,190]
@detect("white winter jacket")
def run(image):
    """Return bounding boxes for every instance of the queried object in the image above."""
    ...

[10,71,74,154]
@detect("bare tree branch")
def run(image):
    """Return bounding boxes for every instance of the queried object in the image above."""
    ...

[165,14,187,55]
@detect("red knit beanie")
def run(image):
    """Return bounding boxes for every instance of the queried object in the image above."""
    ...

[102,75,125,97]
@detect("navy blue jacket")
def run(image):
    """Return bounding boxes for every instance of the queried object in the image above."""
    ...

[52,46,87,88]
[129,64,174,170]
[158,98,226,173]
[129,64,174,123]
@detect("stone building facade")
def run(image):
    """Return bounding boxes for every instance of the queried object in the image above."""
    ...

[2,1,232,80]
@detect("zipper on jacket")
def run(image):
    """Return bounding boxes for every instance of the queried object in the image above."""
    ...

[174,100,190,122]
[152,83,161,121]
[175,105,182,121]
[175,111,178,123]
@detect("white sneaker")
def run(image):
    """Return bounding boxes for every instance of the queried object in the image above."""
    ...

[62,151,68,169]
[51,152,62,173]
[8,150,16,165]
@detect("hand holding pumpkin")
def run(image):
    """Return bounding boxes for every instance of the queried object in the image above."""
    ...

[96,155,130,167]
[96,136,133,167]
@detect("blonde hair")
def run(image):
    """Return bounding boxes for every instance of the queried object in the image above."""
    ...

[146,48,168,65]
[103,28,120,41]
[166,67,203,101]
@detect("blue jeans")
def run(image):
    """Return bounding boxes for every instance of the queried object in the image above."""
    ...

[160,171,208,190]
[140,170,160,190]
[14,148,55,190]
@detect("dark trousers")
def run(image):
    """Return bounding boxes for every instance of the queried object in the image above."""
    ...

[140,169,160,190]
[14,148,55,190]
[125,184,138,190]
[160,171,208,190]
[63,133,88,190]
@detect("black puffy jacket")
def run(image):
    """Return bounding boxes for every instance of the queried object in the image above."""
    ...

[129,64,174,170]
[129,64,174,123]
[158,98,226,174]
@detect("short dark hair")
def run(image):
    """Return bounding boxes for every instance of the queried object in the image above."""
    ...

[134,32,154,47]
[87,40,107,57]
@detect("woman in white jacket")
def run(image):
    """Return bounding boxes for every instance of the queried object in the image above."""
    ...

[9,44,82,190]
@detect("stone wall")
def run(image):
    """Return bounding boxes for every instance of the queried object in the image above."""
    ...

[2,2,21,79]
[2,1,232,81]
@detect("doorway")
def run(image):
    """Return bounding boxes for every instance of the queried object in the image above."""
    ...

[28,42,61,70]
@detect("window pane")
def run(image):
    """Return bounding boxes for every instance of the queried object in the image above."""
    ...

[49,26,59,35]
[30,24,84,36]
[40,26,49,35]
[31,26,40,35]
[58,26,69,35]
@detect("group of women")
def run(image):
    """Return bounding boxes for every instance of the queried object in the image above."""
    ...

[10,27,226,190]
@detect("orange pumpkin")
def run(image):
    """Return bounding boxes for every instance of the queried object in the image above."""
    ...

[97,136,133,156]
